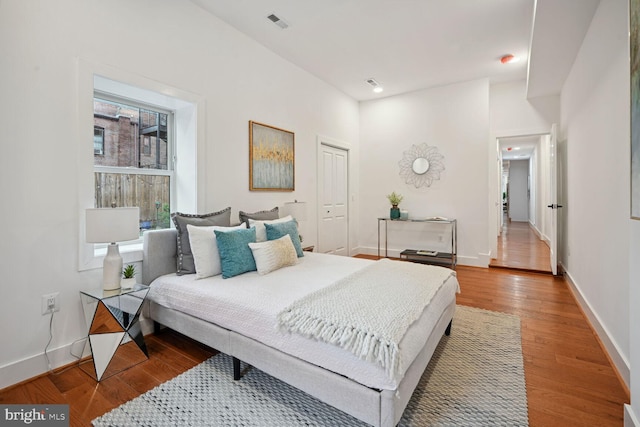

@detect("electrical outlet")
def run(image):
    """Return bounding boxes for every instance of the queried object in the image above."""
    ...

[41,292,60,315]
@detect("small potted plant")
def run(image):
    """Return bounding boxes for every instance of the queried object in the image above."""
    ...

[121,264,137,289]
[387,191,403,219]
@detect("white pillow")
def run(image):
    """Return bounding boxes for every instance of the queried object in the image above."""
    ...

[248,215,293,242]
[187,223,246,279]
[248,234,298,275]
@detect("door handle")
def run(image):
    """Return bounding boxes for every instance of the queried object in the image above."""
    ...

[546,204,564,209]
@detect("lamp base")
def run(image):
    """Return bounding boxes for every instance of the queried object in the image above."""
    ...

[103,243,122,291]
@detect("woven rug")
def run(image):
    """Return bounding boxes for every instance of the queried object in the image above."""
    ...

[93,305,528,426]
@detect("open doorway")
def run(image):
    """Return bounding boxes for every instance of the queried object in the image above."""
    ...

[490,134,552,273]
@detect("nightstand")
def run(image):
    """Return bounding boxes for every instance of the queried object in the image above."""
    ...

[79,284,149,381]
[303,245,314,252]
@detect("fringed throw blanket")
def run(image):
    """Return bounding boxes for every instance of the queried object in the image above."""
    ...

[277,259,456,378]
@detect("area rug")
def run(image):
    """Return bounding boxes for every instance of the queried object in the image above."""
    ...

[93,305,528,426]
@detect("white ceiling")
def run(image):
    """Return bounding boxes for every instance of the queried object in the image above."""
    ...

[189,0,600,101]
[499,135,539,161]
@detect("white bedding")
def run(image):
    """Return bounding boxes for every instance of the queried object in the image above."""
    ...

[147,252,459,390]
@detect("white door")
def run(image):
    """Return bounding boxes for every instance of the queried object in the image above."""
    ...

[318,143,348,255]
[547,124,559,275]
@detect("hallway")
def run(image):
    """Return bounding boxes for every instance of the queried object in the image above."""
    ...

[489,219,552,273]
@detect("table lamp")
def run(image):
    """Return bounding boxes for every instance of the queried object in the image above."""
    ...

[285,200,307,221]
[284,200,307,242]
[86,207,140,291]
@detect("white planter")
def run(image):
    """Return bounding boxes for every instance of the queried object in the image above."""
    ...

[121,278,136,290]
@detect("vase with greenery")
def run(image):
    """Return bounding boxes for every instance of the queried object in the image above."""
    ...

[387,191,403,219]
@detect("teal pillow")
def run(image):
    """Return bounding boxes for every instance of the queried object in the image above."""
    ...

[265,220,304,257]
[214,227,257,278]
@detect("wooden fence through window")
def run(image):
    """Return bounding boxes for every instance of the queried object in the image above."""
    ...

[95,172,170,228]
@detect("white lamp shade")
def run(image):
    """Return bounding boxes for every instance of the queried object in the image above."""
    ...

[86,207,140,243]
[284,201,307,221]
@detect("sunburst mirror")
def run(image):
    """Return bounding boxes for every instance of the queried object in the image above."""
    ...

[398,143,445,188]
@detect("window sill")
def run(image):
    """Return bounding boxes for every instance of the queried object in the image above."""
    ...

[94,242,143,261]
[80,242,143,272]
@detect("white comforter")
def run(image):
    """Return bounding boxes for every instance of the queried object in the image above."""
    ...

[147,252,459,390]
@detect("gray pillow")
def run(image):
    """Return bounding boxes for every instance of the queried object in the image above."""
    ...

[172,207,231,275]
[239,207,279,226]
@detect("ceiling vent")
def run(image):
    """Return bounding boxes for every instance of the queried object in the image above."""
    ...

[267,14,289,29]
[366,78,384,93]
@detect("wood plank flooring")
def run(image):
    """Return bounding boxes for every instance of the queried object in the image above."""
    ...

[455,266,628,426]
[490,218,552,273]
[0,265,628,426]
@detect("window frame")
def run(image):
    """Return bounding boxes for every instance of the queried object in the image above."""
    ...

[93,126,105,155]
[91,92,176,253]
[77,60,204,273]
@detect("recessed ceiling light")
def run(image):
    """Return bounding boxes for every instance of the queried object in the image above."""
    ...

[500,54,520,64]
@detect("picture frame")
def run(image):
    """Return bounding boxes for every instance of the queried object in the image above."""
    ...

[632,0,640,218]
[249,121,295,191]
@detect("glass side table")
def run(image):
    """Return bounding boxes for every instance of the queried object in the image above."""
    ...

[79,284,150,381]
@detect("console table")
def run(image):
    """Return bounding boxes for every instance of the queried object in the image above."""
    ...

[377,217,457,269]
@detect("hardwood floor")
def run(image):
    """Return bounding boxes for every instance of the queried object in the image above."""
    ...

[0,330,218,426]
[0,265,628,426]
[456,266,627,426]
[490,217,552,273]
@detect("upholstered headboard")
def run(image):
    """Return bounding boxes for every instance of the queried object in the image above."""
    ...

[142,228,178,285]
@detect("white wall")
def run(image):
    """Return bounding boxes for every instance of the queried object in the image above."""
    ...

[357,79,490,266]
[490,81,559,137]
[559,0,630,390]
[631,221,640,425]
[508,160,530,221]
[529,153,537,227]
[0,0,359,388]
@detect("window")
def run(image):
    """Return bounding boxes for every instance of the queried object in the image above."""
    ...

[142,135,151,155]
[94,126,105,155]
[93,95,174,233]
[78,68,201,272]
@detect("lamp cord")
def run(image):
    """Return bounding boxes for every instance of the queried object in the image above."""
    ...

[44,311,54,372]
[43,311,86,376]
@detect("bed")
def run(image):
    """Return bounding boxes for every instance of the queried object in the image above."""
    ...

[142,228,459,427]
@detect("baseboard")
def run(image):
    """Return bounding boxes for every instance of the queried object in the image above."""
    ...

[563,269,630,391]
[528,222,551,247]
[626,404,640,427]
[528,221,542,238]
[0,338,85,391]
[0,317,155,391]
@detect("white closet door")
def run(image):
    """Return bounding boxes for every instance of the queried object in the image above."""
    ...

[318,143,348,255]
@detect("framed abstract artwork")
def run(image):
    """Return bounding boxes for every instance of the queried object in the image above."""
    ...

[249,121,295,191]
[632,0,640,218]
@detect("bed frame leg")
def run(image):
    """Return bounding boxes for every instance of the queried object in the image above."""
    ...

[445,319,452,336]
[153,321,162,335]
[233,357,241,380]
